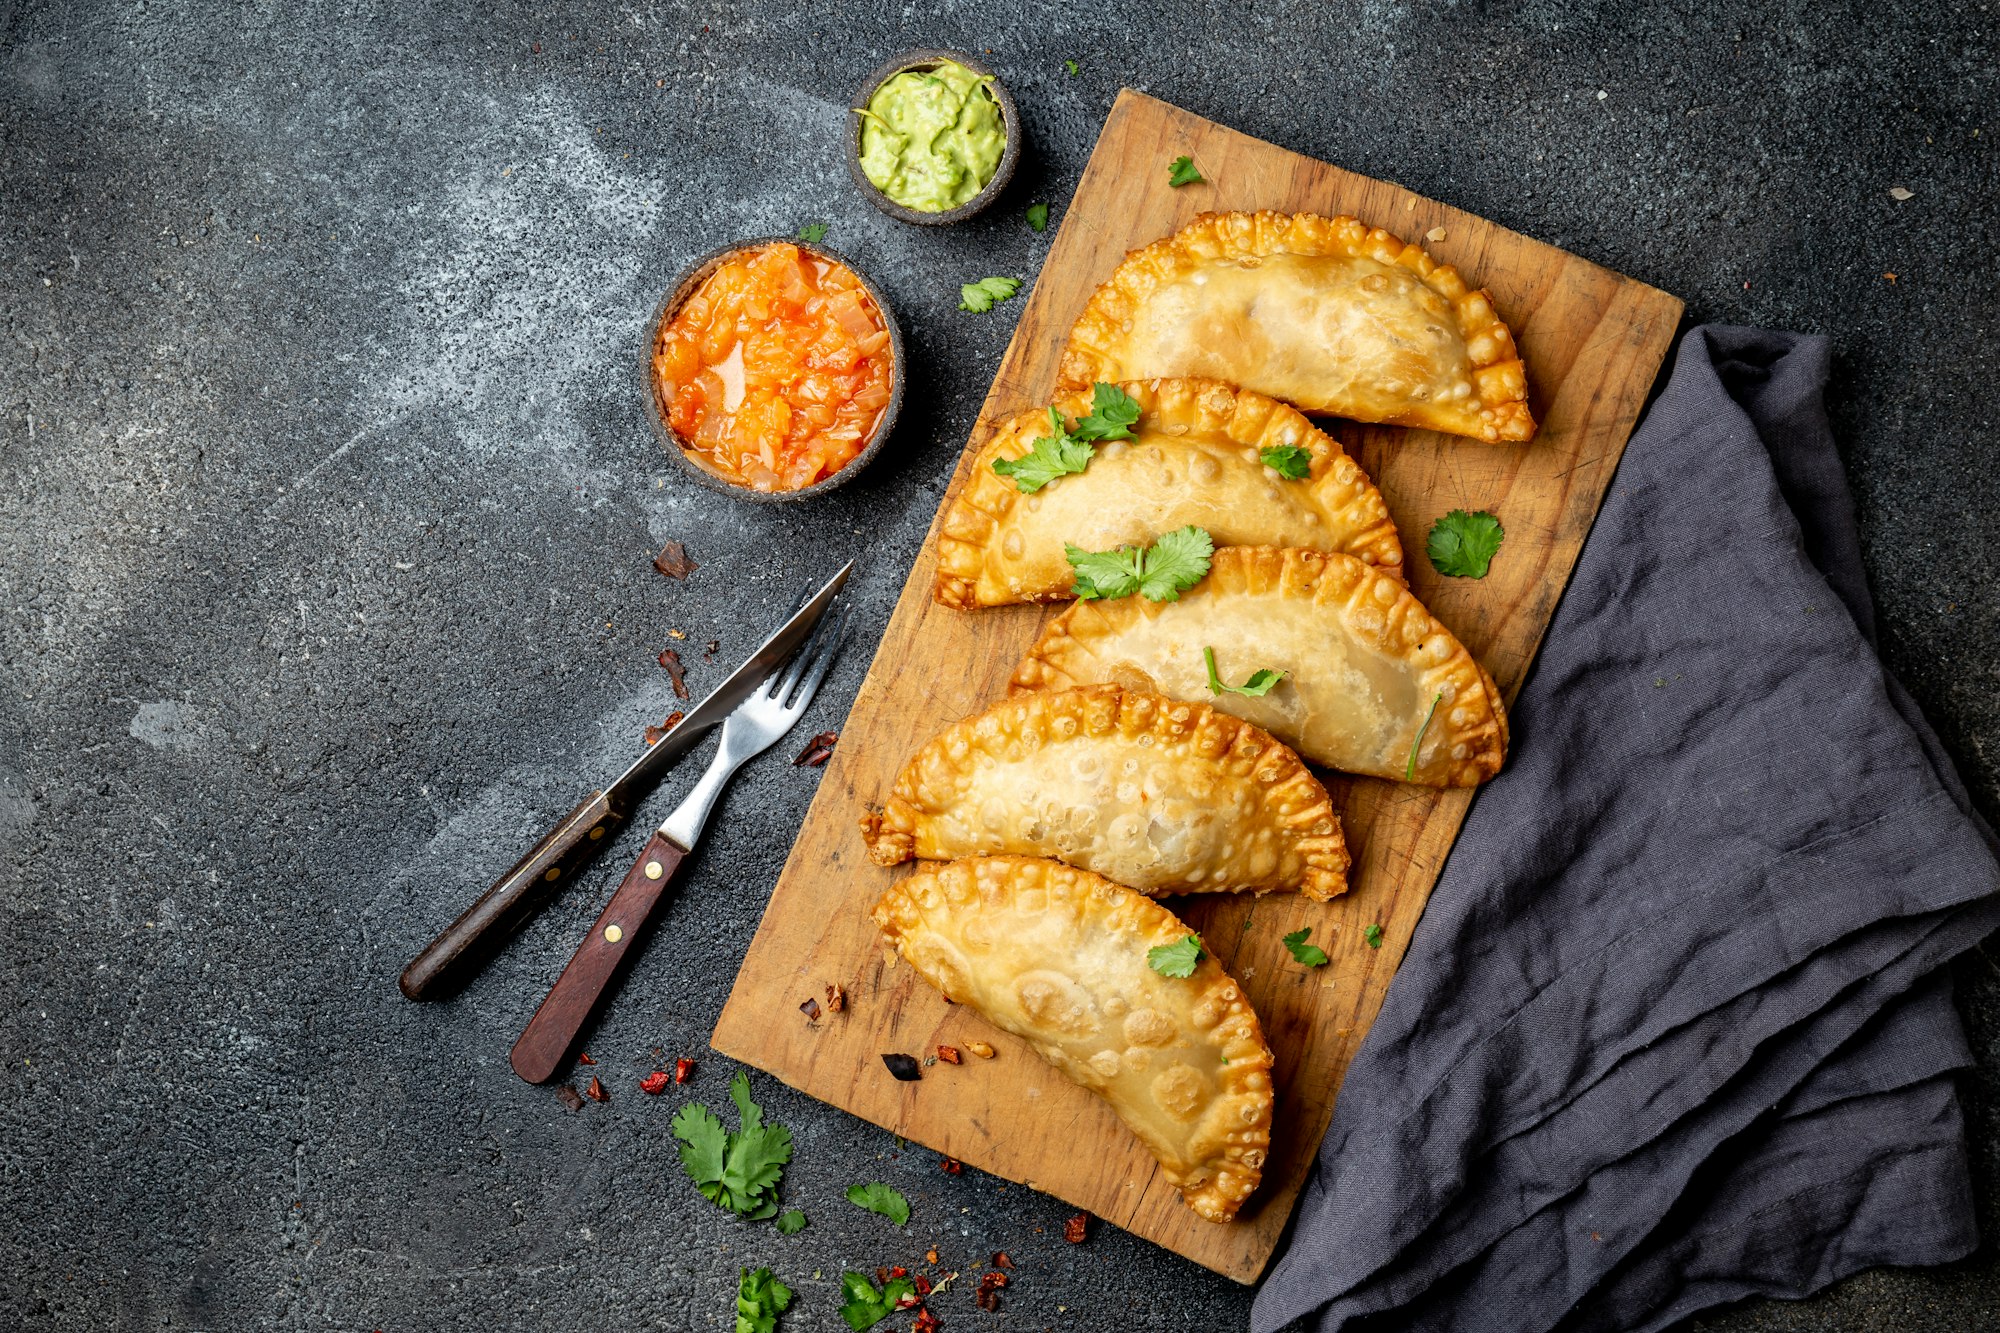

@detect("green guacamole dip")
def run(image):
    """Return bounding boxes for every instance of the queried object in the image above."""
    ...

[857,60,1006,212]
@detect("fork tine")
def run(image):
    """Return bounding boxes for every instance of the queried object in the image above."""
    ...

[783,610,847,714]
[766,598,840,701]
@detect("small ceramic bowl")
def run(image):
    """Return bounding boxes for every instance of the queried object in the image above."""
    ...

[846,48,1022,227]
[641,237,906,504]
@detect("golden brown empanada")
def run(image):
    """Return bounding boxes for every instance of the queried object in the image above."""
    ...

[872,854,1273,1222]
[1013,548,1508,787]
[1059,211,1536,443]
[859,685,1348,899]
[936,377,1403,608]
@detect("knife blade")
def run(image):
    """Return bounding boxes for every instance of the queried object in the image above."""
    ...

[397,561,853,1000]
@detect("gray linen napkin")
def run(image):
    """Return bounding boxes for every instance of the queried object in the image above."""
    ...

[1253,326,2000,1333]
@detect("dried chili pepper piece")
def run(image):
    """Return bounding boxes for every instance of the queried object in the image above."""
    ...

[824,982,846,1014]
[577,1052,596,1066]
[584,1076,608,1103]
[653,541,698,579]
[556,1084,584,1111]
[644,710,685,747]
[1063,1211,1091,1244]
[936,1044,961,1065]
[658,648,690,699]
[912,1310,941,1333]
[925,1248,939,1266]
[914,1274,933,1296]
[991,1251,1014,1270]
[799,998,822,1022]
[893,1291,921,1311]
[792,730,838,767]
[639,1070,672,1096]
[673,1057,695,1084]
[882,1052,922,1081]
[939,1156,962,1175]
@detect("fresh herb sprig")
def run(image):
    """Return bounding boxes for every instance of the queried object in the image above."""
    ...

[1428,509,1504,577]
[839,1271,917,1331]
[844,1181,911,1226]
[1259,444,1313,479]
[1406,690,1444,781]
[1203,646,1285,698]
[992,384,1142,493]
[959,275,1021,313]
[1168,155,1204,187]
[1148,934,1205,978]
[671,1070,793,1220]
[1066,525,1214,602]
[737,1267,793,1333]
[1282,928,1330,967]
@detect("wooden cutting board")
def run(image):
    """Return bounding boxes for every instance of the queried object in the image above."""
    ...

[713,89,1682,1283]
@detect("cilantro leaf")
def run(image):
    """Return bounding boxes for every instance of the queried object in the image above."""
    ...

[673,1071,792,1217]
[1203,646,1285,698]
[1168,155,1204,187]
[1259,444,1313,479]
[1026,202,1049,232]
[1364,923,1385,949]
[839,1272,917,1331]
[737,1266,793,1333]
[1136,525,1214,601]
[1427,509,1505,577]
[1406,690,1444,781]
[1063,58,1080,76]
[671,1103,728,1187]
[959,275,1021,313]
[775,1208,807,1235]
[1071,382,1141,441]
[797,222,828,244]
[993,408,1095,492]
[1066,525,1213,602]
[845,1181,911,1226]
[1282,927,1329,968]
[1148,934,1204,978]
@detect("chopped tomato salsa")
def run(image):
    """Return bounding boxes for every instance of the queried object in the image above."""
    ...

[653,243,894,492]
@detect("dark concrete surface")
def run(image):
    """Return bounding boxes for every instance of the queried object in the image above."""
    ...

[2,2,1995,1329]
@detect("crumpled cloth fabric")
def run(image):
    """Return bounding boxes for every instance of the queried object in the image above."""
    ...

[1254,325,2000,1333]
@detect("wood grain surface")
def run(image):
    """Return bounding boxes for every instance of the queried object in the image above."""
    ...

[713,89,1683,1283]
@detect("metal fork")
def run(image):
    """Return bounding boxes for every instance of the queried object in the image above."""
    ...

[510,603,850,1083]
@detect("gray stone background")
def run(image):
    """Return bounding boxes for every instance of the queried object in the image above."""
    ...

[2,1,1994,1329]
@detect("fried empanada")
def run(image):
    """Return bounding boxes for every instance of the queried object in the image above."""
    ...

[859,685,1348,899]
[936,378,1404,608]
[1059,211,1536,443]
[1012,548,1508,787]
[871,854,1273,1222]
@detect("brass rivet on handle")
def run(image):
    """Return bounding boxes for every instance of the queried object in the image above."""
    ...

[604,924,624,943]
[589,825,605,840]
[543,867,560,881]
[645,861,664,880]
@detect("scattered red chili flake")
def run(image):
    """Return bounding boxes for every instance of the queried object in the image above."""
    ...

[911,1311,940,1333]
[893,1291,921,1311]
[991,1251,1014,1270]
[584,1076,608,1103]
[914,1274,933,1296]
[975,1269,1008,1312]
[792,730,839,767]
[639,1070,672,1096]
[983,1271,1009,1290]
[577,1052,596,1066]
[939,1156,962,1175]
[674,1057,695,1084]
[936,1044,961,1065]
[704,639,720,658]
[644,710,685,746]
[658,648,690,699]
[800,997,822,1022]
[556,1084,584,1111]
[653,541,698,579]
[824,982,846,1014]
[887,1265,908,1279]
[1064,1211,1091,1244]
[925,1248,939,1265]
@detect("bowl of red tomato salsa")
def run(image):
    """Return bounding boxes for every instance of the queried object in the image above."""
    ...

[646,238,904,499]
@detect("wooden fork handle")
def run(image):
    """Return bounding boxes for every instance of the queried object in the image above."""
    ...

[509,830,688,1084]
[399,790,628,1002]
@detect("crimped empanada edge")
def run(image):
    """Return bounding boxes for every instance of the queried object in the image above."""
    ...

[1057,210,1536,444]
[858,684,1349,899]
[869,855,1275,1222]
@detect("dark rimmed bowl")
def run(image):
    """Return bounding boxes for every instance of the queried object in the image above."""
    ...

[641,236,905,504]
[846,48,1021,227]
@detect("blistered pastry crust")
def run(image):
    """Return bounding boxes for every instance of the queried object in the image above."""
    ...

[1012,548,1508,787]
[1058,211,1535,443]
[936,377,1404,609]
[858,684,1349,900]
[872,855,1274,1222]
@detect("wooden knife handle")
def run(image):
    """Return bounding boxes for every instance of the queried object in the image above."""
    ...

[398,790,627,1002]
[509,830,688,1084]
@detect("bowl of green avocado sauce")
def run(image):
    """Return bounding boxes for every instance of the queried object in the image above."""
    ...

[848,49,1021,225]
